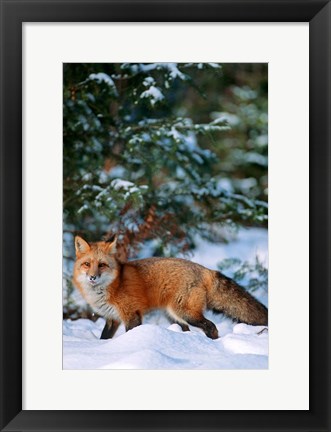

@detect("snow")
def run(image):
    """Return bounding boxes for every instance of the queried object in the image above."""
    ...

[211,111,240,126]
[142,76,155,86]
[190,227,268,270]
[77,204,88,214]
[168,126,182,142]
[232,85,258,101]
[110,179,148,200]
[63,320,268,370]
[63,227,268,370]
[111,179,136,191]
[138,63,187,80]
[89,73,118,95]
[206,62,221,69]
[246,152,268,167]
[140,85,164,106]
[163,63,187,80]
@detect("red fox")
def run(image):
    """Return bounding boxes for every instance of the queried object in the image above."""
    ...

[73,235,268,340]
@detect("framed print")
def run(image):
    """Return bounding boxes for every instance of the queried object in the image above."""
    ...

[1,1,330,432]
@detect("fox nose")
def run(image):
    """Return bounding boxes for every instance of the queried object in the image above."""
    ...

[89,275,97,281]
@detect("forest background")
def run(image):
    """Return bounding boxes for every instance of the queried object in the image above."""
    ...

[63,63,268,319]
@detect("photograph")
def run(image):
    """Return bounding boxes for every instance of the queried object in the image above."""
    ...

[62,62,269,370]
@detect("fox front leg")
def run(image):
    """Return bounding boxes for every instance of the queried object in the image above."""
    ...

[100,319,120,339]
[125,311,142,332]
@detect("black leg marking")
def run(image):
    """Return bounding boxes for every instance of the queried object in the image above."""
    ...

[125,312,142,332]
[185,317,219,339]
[100,319,120,339]
[212,308,224,315]
[167,314,190,332]
[178,322,190,332]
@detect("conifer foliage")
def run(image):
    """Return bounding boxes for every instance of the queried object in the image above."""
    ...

[63,63,267,260]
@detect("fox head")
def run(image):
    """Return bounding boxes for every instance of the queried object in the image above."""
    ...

[73,235,119,290]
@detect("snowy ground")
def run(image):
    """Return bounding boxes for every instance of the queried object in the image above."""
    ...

[63,227,268,370]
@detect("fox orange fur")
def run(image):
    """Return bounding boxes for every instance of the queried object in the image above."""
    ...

[73,235,268,339]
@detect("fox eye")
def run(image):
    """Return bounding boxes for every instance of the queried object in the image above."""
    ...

[98,263,106,268]
[83,262,90,267]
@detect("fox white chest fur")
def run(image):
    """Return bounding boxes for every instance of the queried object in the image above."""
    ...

[76,274,120,320]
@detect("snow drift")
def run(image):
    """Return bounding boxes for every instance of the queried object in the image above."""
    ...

[63,228,268,370]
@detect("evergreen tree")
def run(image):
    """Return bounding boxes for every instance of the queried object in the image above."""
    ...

[63,63,267,262]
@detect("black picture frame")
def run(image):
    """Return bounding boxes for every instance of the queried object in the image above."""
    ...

[1,1,330,431]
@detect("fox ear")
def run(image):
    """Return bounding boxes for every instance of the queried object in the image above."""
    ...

[75,236,90,257]
[105,235,117,255]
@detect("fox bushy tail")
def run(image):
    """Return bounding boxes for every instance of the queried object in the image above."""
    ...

[208,272,268,326]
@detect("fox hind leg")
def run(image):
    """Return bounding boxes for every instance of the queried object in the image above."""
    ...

[184,314,219,339]
[170,295,217,338]
[170,320,189,332]
[166,312,190,332]
[177,322,190,332]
